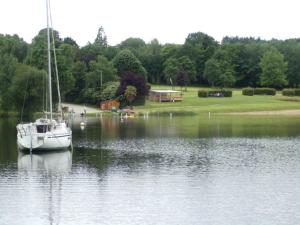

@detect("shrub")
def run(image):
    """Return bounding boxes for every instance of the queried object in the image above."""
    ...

[254,88,276,95]
[242,88,254,96]
[282,89,295,96]
[295,89,300,96]
[222,89,232,97]
[100,82,119,101]
[198,90,208,97]
[198,89,232,97]
[208,89,232,97]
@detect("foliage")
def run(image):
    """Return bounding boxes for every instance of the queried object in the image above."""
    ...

[113,49,147,78]
[242,88,254,96]
[182,32,218,83]
[197,89,232,97]
[163,56,196,85]
[118,72,149,98]
[260,47,288,88]
[94,26,107,48]
[203,58,221,86]
[0,34,28,62]
[99,82,119,101]
[79,88,101,104]
[0,54,18,98]
[6,64,45,115]
[282,89,295,96]
[85,56,118,89]
[119,37,146,52]
[295,89,300,96]
[253,88,276,95]
[176,71,189,90]
[281,88,300,96]
[208,89,232,97]
[198,90,208,97]
[124,85,137,104]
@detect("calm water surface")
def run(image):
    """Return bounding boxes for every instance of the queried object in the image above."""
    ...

[1,115,300,225]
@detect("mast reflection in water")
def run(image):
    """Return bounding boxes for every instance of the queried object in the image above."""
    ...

[18,150,72,225]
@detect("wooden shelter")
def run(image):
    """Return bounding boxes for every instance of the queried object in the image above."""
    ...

[100,99,120,110]
[148,90,183,102]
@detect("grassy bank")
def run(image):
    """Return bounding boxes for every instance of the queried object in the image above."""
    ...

[134,85,300,115]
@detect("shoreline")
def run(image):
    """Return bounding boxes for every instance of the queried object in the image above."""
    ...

[226,109,300,116]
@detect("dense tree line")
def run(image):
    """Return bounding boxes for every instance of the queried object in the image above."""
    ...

[0,27,299,114]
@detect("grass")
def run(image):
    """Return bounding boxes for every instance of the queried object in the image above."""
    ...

[134,85,300,114]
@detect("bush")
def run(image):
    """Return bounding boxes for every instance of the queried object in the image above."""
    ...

[198,89,232,98]
[254,88,276,95]
[208,89,232,97]
[295,89,300,96]
[242,88,254,96]
[100,82,120,101]
[282,89,295,96]
[222,89,232,97]
[198,90,208,97]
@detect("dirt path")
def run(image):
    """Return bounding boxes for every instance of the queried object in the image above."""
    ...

[62,103,101,115]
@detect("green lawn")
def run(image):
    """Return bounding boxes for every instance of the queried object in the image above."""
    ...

[134,85,300,114]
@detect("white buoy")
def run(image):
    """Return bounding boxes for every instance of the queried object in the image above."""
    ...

[80,121,85,130]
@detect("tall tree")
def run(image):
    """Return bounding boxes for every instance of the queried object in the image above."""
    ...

[7,64,45,115]
[94,26,108,48]
[259,47,288,88]
[203,58,222,87]
[183,32,219,83]
[113,49,147,78]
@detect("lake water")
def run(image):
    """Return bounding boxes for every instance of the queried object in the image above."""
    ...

[1,114,300,225]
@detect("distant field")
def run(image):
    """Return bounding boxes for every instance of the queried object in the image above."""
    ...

[134,85,300,115]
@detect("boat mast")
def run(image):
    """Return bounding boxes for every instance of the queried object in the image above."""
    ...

[49,1,63,118]
[46,0,53,121]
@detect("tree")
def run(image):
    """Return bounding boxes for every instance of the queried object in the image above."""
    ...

[176,71,189,91]
[219,71,236,87]
[0,54,18,98]
[0,34,28,63]
[27,28,62,70]
[117,72,149,97]
[85,56,118,89]
[163,57,179,85]
[119,37,146,51]
[178,56,196,82]
[139,39,163,83]
[113,49,147,78]
[260,47,288,88]
[7,64,45,115]
[182,32,219,83]
[124,85,137,104]
[203,58,221,87]
[99,82,119,101]
[94,26,108,48]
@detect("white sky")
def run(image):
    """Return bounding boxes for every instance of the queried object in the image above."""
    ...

[0,0,299,46]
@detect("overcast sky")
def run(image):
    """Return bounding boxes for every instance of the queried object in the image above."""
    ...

[0,0,299,46]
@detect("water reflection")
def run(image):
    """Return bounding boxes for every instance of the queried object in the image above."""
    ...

[18,150,72,173]
[1,116,300,225]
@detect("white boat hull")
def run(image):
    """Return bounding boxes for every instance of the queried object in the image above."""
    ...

[17,120,72,150]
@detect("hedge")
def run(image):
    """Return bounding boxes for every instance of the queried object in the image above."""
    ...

[282,88,300,96]
[242,88,254,96]
[198,89,232,98]
[282,89,295,96]
[295,89,300,96]
[198,90,208,97]
[253,88,276,95]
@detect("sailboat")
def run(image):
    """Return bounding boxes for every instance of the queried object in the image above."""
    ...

[16,0,72,150]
